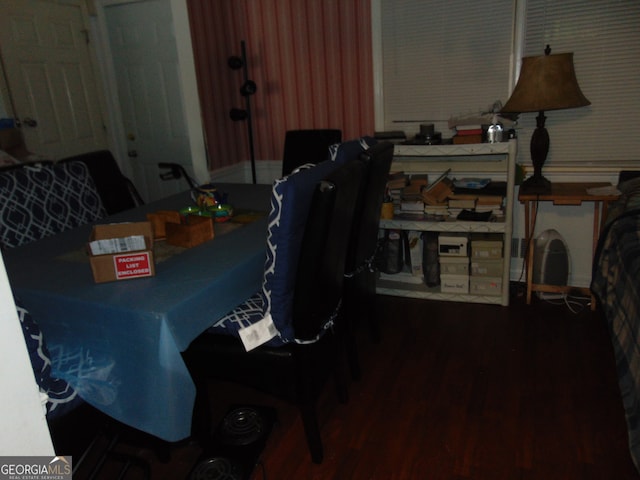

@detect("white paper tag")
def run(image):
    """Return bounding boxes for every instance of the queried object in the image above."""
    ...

[89,235,146,255]
[238,314,278,351]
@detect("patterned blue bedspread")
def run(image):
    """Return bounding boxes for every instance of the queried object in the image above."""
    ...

[591,208,640,473]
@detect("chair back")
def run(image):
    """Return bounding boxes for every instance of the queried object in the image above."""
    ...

[282,129,342,177]
[292,157,368,341]
[0,162,106,248]
[59,150,143,214]
[346,141,395,274]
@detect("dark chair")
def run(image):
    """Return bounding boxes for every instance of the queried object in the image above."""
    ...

[342,141,395,379]
[282,129,342,176]
[183,157,367,464]
[59,150,144,215]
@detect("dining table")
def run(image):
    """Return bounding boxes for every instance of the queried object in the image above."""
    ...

[3,182,272,442]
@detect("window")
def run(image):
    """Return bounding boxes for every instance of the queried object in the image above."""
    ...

[519,0,640,165]
[377,0,515,140]
[376,0,640,166]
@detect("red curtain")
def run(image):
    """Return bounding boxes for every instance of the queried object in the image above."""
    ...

[186,0,374,170]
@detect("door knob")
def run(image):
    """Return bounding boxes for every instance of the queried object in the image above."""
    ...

[128,150,138,158]
[22,117,38,127]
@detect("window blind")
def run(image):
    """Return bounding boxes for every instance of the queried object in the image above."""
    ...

[380,0,515,139]
[519,0,640,165]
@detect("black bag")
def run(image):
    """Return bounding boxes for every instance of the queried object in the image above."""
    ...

[421,231,440,287]
[376,229,410,274]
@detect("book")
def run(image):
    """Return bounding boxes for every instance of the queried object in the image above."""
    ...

[402,183,424,200]
[387,172,409,190]
[475,195,504,206]
[447,193,478,201]
[409,173,429,183]
[455,124,482,131]
[448,198,477,209]
[400,200,425,212]
[455,128,483,135]
[453,134,483,144]
[421,169,453,205]
[424,204,449,217]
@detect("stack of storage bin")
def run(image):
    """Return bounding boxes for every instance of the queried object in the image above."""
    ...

[438,234,469,293]
[470,235,503,295]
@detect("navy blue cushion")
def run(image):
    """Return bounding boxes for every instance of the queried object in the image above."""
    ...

[328,136,377,165]
[0,162,106,248]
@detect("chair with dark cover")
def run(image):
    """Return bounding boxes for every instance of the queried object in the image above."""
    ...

[183,157,367,464]
[59,150,144,215]
[341,141,395,379]
[0,161,107,249]
[281,129,342,176]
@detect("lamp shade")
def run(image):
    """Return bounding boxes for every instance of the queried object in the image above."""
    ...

[501,52,590,113]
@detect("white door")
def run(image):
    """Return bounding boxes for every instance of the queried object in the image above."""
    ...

[0,0,108,159]
[103,0,193,202]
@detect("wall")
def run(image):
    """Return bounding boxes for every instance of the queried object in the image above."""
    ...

[0,254,55,455]
[187,0,374,170]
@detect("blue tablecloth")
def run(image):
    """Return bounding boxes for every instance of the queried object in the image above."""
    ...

[3,183,271,442]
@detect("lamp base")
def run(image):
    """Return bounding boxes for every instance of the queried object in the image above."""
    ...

[520,174,551,194]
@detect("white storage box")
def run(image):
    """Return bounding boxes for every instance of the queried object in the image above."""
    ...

[440,274,469,293]
[439,256,469,275]
[471,240,502,259]
[438,234,468,257]
[471,258,502,277]
[469,276,502,295]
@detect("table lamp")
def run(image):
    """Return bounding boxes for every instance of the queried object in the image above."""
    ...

[501,45,590,194]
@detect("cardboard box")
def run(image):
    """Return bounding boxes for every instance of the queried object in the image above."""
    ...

[146,210,181,239]
[439,256,469,275]
[166,215,214,248]
[440,274,469,293]
[471,258,503,277]
[438,234,468,256]
[88,222,155,283]
[469,276,502,296]
[471,240,503,259]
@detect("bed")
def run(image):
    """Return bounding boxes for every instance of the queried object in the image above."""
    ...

[591,172,640,473]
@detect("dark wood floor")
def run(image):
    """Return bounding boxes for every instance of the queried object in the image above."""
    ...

[60,286,639,479]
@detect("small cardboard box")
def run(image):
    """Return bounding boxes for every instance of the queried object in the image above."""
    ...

[471,240,503,259]
[440,274,469,293]
[438,234,468,256]
[166,215,214,248]
[470,276,502,296]
[146,210,181,239]
[439,256,469,275]
[88,222,155,283]
[471,258,503,277]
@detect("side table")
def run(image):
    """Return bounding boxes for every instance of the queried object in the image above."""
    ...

[519,182,620,310]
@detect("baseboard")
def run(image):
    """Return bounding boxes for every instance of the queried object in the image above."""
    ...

[209,160,281,185]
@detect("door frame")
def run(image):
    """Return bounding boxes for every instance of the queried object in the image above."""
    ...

[92,0,209,185]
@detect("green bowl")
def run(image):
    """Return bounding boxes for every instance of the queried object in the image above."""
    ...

[179,206,205,217]
[208,204,234,222]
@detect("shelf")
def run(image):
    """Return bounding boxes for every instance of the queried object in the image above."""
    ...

[380,217,506,233]
[392,141,516,175]
[377,278,505,306]
[393,142,512,157]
